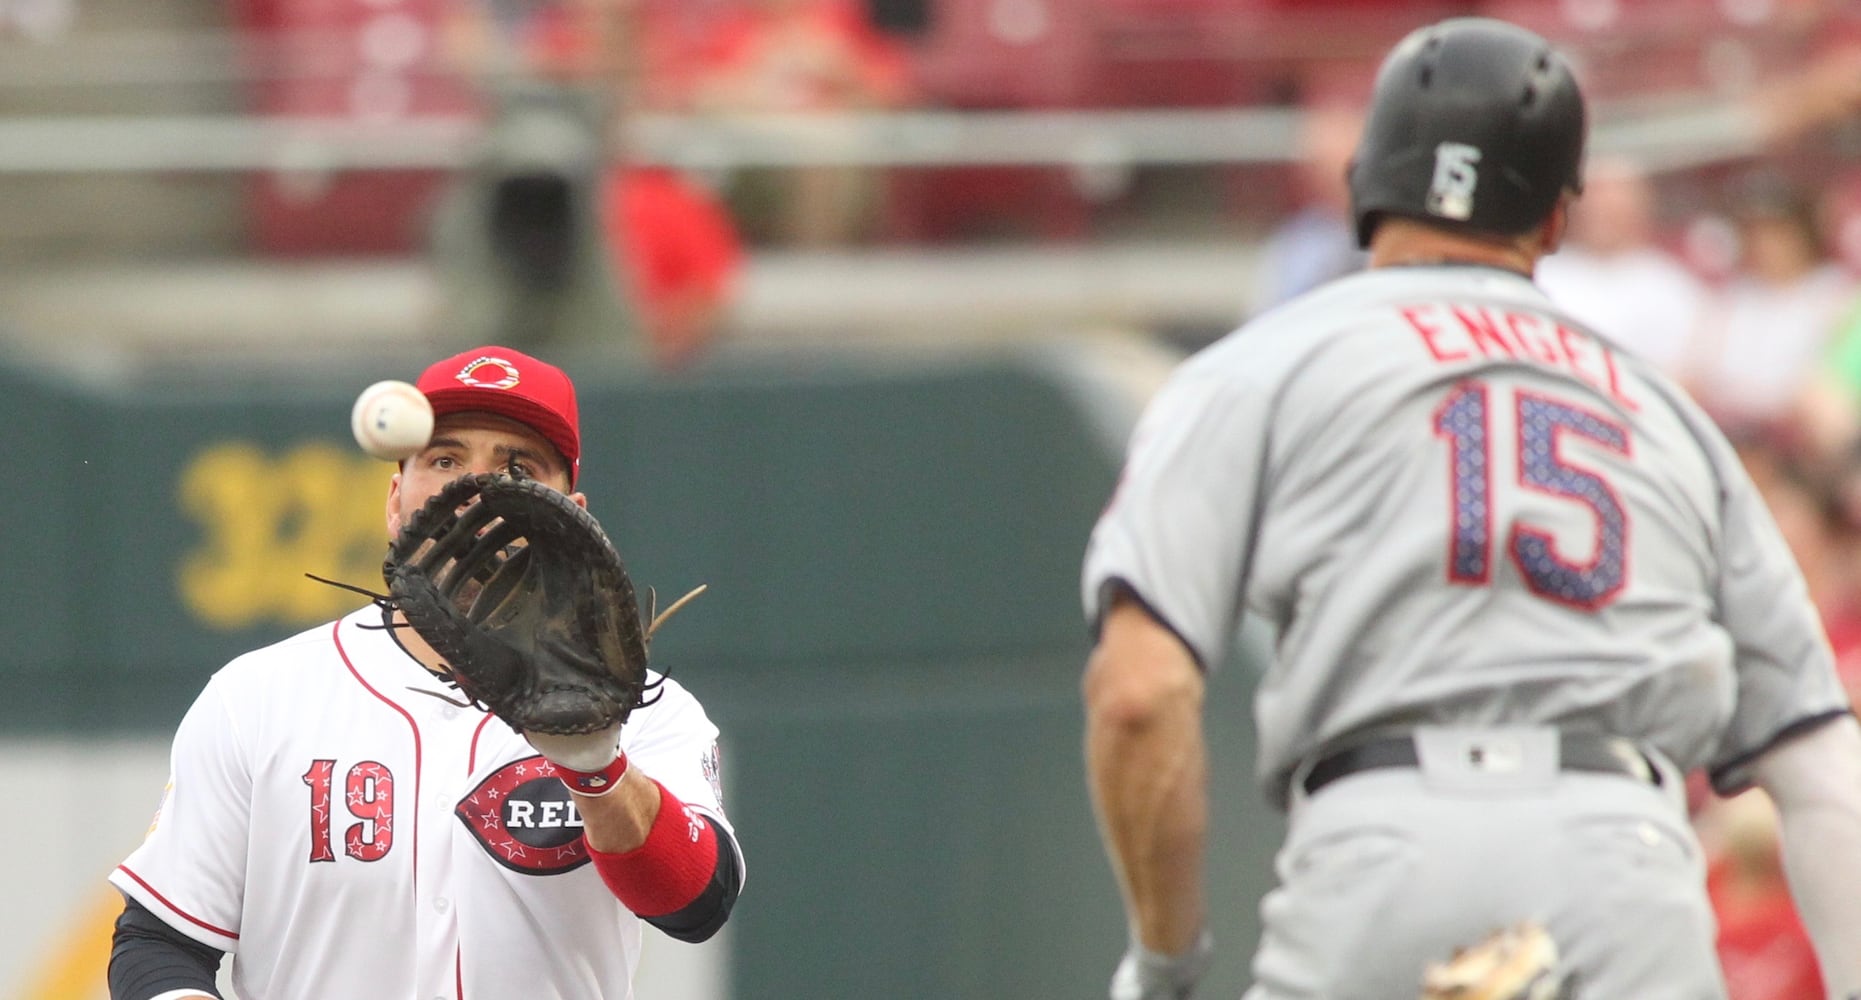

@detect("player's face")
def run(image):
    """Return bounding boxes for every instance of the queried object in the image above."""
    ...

[385,411,583,539]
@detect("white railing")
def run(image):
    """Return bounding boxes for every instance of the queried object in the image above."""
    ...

[0,98,1769,176]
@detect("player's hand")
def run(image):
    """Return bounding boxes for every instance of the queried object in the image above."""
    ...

[1110,928,1213,1000]
[526,724,623,773]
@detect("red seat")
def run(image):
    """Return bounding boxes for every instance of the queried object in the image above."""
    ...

[906,0,1098,109]
[227,0,479,255]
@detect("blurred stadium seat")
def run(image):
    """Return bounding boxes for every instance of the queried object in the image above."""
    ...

[907,0,1097,109]
[882,0,1102,241]
[227,0,476,255]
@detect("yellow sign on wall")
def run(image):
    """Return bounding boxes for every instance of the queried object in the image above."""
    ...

[177,442,399,631]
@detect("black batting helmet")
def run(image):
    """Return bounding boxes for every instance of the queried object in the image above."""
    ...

[1348,17,1587,248]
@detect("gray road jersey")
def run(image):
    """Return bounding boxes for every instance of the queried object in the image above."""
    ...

[1083,265,1848,808]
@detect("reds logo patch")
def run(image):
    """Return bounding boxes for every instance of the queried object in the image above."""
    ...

[453,356,522,391]
[455,757,589,875]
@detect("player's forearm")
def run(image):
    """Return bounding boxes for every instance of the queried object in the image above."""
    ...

[1086,672,1209,953]
[1780,813,1861,999]
[1753,716,1861,998]
[572,765,661,853]
[1084,619,1209,954]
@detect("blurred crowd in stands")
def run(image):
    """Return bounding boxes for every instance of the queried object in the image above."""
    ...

[404,0,1861,372]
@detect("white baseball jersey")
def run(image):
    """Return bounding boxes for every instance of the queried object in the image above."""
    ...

[1084,265,1850,807]
[111,605,738,1000]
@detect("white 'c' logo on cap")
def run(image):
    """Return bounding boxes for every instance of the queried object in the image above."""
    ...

[455,356,522,390]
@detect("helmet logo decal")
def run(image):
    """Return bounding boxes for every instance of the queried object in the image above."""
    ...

[1427,142,1482,221]
[454,356,522,391]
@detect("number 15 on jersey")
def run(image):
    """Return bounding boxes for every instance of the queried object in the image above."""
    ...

[1433,379,1631,611]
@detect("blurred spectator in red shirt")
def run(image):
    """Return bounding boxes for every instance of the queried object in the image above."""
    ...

[603,165,744,369]
[436,0,745,368]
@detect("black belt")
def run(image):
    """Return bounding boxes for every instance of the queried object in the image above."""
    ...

[1302,732,1663,796]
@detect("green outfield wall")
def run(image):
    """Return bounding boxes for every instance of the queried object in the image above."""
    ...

[0,344,1281,998]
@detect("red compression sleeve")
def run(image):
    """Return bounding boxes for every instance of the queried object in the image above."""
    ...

[589,779,721,916]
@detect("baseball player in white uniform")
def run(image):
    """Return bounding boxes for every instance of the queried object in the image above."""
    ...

[1082,18,1861,1000]
[107,345,743,1000]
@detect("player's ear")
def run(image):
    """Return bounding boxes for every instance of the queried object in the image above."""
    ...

[570,491,589,510]
[386,472,406,540]
[1540,193,1575,255]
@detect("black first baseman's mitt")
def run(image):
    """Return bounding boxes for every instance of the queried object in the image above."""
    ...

[385,473,663,736]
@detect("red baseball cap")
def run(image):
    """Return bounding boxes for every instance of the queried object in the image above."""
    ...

[415,346,581,484]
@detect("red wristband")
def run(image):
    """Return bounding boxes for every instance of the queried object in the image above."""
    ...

[589,779,720,917]
[553,751,630,797]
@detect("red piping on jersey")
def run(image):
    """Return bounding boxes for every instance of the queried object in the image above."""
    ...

[115,863,239,941]
[460,703,498,998]
[332,618,423,892]
[467,713,496,771]
[455,711,496,999]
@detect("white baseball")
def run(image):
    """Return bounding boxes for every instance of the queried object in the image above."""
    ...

[350,380,435,462]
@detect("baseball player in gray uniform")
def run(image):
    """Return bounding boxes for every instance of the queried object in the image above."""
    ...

[1081,17,1861,1000]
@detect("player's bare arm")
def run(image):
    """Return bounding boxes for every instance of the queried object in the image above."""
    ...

[1749,714,1861,997]
[569,761,661,852]
[1084,592,1211,996]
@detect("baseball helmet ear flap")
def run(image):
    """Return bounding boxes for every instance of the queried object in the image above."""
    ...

[1348,17,1587,248]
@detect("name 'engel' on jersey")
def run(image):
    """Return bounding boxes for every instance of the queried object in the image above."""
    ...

[1083,265,1842,808]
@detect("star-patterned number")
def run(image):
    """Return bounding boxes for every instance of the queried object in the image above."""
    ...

[1434,381,1631,610]
[302,759,398,864]
[302,760,338,863]
[343,761,396,861]
[1512,392,1630,609]
[1434,382,1493,583]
